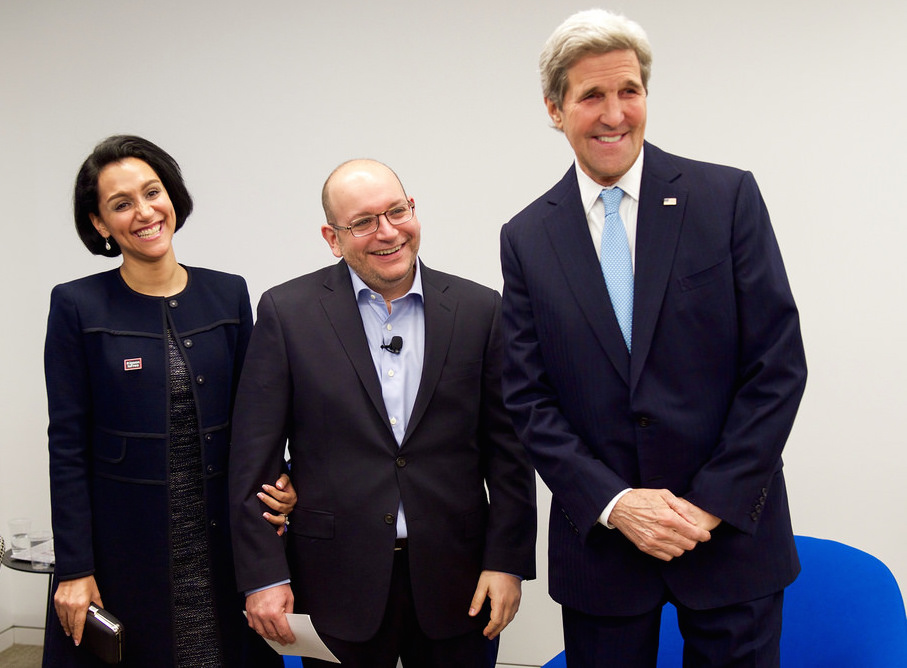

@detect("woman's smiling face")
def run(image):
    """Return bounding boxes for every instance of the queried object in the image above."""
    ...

[90,157,178,264]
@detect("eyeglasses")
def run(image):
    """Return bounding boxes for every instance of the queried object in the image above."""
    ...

[329,201,415,238]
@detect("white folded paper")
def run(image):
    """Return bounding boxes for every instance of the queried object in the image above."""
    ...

[243,612,339,662]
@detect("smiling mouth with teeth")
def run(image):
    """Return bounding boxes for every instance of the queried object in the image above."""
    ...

[373,245,402,256]
[134,223,162,239]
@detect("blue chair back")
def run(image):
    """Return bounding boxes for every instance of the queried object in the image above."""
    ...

[780,535,907,667]
[544,535,907,667]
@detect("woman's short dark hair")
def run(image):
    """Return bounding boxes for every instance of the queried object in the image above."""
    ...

[74,135,194,256]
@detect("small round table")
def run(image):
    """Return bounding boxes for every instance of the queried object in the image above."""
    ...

[2,550,54,617]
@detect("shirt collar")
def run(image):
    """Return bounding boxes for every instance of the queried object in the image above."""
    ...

[575,148,645,217]
[349,259,424,304]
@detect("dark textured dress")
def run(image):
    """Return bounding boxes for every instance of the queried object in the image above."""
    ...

[167,329,221,666]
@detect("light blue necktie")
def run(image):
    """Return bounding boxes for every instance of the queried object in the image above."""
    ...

[599,187,633,351]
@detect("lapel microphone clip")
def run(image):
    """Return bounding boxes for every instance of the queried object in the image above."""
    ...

[380,336,404,354]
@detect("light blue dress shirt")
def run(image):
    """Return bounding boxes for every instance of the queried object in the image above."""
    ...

[350,262,426,538]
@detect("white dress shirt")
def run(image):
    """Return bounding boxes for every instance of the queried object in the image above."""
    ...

[573,154,645,529]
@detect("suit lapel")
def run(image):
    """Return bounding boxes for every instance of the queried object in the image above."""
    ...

[630,144,687,390]
[544,168,631,385]
[319,261,393,433]
[404,263,455,445]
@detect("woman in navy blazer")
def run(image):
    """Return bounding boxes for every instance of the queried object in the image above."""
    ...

[43,136,291,667]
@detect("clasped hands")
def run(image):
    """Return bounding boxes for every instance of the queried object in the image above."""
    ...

[609,488,721,562]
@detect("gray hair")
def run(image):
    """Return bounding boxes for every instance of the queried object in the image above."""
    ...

[540,9,653,110]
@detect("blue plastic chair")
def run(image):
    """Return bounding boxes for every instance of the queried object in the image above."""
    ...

[778,535,907,666]
[542,535,907,667]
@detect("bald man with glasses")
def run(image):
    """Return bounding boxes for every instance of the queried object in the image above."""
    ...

[229,159,536,668]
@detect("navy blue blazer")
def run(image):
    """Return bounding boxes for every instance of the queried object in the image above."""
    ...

[500,143,807,615]
[43,267,277,667]
[229,260,537,642]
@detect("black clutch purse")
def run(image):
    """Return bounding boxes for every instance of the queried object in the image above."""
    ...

[83,603,124,664]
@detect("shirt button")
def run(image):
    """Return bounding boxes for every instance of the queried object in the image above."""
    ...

[384,514,395,525]
[184,338,193,348]
[196,375,206,385]
[388,370,395,377]
[389,417,397,426]
[168,299,179,308]
[396,457,407,468]
[386,324,393,331]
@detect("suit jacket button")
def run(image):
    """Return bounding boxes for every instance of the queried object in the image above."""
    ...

[396,457,406,468]
[751,512,759,521]
[637,416,650,428]
[168,299,179,308]
[196,375,205,385]
[184,338,193,348]
[384,513,395,525]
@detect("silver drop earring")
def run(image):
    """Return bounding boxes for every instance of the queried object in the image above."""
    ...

[105,237,111,251]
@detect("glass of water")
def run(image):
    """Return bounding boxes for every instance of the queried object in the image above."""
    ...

[8,518,31,557]
[28,531,54,570]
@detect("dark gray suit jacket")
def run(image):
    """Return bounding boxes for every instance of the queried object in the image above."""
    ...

[229,260,536,642]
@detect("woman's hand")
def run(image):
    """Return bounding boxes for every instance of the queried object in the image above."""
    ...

[54,575,102,646]
[258,472,297,536]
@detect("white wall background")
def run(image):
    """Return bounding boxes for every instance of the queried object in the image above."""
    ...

[2,0,905,664]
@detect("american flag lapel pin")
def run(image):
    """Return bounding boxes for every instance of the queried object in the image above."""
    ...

[663,197,677,206]
[124,358,143,371]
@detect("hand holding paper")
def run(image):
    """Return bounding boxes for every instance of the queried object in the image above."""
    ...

[244,612,339,662]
